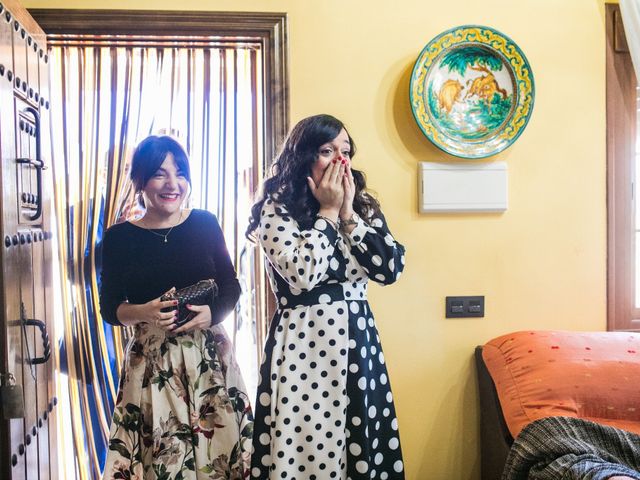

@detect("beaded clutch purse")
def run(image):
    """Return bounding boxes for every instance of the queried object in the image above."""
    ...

[161,279,218,327]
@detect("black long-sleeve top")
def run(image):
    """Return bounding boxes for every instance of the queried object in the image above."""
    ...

[99,209,241,327]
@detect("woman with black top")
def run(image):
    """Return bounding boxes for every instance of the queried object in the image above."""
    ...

[247,114,406,479]
[99,135,252,479]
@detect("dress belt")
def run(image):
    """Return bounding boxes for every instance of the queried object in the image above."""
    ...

[276,282,366,309]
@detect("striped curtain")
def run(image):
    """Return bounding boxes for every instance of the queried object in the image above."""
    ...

[48,38,265,479]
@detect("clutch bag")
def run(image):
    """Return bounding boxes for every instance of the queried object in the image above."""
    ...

[161,279,218,327]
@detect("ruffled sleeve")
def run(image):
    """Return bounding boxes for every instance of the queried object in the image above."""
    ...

[258,198,340,291]
[344,207,405,285]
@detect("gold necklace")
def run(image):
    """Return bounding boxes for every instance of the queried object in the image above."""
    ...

[141,210,184,243]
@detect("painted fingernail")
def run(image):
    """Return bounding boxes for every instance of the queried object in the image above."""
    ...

[341,159,346,164]
[173,300,178,305]
[332,159,337,163]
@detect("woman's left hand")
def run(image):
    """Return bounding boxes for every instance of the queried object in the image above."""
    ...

[172,304,213,333]
[340,163,356,220]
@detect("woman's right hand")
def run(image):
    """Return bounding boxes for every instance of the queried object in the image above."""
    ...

[116,288,178,329]
[307,159,345,217]
[141,291,179,329]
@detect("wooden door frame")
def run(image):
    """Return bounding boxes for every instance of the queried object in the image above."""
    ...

[606,3,640,331]
[28,9,289,167]
[31,9,285,326]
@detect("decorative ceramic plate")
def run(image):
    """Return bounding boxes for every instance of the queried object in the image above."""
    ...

[410,25,534,159]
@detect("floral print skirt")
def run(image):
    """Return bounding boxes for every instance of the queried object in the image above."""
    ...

[102,323,253,480]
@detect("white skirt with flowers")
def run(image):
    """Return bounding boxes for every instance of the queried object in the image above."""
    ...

[102,323,253,480]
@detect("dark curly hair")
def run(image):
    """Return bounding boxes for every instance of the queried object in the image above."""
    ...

[246,114,380,239]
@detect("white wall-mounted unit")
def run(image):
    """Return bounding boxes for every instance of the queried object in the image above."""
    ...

[419,161,508,213]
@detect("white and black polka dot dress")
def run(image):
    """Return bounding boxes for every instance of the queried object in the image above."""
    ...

[251,198,406,480]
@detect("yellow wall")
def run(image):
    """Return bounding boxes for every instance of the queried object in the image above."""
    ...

[25,0,611,478]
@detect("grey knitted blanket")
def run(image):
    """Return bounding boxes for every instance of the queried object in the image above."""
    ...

[502,416,640,480]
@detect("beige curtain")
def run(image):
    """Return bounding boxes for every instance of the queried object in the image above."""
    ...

[621,0,640,81]
[48,39,264,479]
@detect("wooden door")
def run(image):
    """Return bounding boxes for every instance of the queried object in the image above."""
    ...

[0,1,55,479]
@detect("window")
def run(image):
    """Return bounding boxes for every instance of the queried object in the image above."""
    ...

[606,3,640,331]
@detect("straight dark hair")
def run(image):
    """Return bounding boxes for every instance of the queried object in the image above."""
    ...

[246,114,380,239]
[130,135,192,206]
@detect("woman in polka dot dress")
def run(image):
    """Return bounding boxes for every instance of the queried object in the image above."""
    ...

[246,114,406,479]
